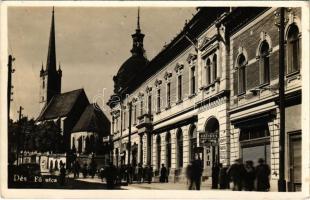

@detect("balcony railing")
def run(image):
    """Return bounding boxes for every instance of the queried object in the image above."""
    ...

[136,113,153,128]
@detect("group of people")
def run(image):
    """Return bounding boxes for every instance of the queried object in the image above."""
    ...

[113,163,154,184]
[72,159,98,179]
[212,158,271,191]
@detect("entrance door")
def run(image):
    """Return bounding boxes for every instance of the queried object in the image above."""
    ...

[289,132,302,191]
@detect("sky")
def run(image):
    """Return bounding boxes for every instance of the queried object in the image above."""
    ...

[8,6,196,120]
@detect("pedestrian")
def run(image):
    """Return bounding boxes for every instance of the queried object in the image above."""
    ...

[160,163,168,183]
[227,158,246,191]
[219,163,229,189]
[100,167,105,182]
[137,163,143,183]
[59,163,66,186]
[82,163,88,178]
[244,160,256,191]
[142,165,147,183]
[212,162,220,189]
[147,165,153,184]
[73,160,80,179]
[186,161,194,190]
[105,161,117,189]
[90,159,97,178]
[255,158,270,192]
[191,154,203,190]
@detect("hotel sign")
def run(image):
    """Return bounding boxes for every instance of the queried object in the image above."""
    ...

[199,132,218,146]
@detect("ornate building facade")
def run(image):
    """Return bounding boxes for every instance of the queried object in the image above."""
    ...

[108,7,302,191]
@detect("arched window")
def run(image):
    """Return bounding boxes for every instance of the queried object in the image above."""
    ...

[55,160,58,170]
[166,132,171,169]
[259,41,270,84]
[78,136,82,153]
[156,135,161,170]
[206,59,211,85]
[287,24,300,74]
[237,54,246,94]
[177,75,182,101]
[212,55,217,82]
[189,125,197,162]
[177,129,183,168]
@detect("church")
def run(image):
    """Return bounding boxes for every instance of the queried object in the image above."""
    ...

[35,8,111,171]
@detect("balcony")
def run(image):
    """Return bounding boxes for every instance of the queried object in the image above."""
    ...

[136,113,153,129]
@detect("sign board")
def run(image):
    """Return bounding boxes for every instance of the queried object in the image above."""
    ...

[102,136,110,143]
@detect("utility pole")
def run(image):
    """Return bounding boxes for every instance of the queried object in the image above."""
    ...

[16,106,23,166]
[277,7,286,192]
[127,102,132,166]
[7,55,15,122]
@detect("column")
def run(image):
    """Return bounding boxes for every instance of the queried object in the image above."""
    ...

[142,133,148,166]
[171,129,177,170]
[152,134,158,171]
[161,132,167,168]
[182,125,190,168]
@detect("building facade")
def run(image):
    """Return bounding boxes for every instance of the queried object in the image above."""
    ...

[108,7,302,191]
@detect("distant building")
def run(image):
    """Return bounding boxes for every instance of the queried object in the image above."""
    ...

[108,7,302,191]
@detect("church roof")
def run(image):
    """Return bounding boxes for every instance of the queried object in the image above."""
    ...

[71,103,110,136]
[37,88,87,121]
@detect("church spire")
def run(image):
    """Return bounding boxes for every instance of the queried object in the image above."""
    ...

[137,7,140,31]
[46,7,57,72]
[130,7,145,56]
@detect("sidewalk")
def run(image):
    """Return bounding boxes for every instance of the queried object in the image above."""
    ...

[72,176,213,190]
[122,181,212,190]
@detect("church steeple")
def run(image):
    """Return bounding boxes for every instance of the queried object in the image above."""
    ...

[46,7,57,72]
[130,8,145,56]
[39,7,62,110]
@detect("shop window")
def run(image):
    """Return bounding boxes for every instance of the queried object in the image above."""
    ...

[287,24,300,74]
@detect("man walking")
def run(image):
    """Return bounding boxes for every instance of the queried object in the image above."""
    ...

[191,154,203,190]
[256,158,270,191]
[160,163,168,183]
[227,158,246,191]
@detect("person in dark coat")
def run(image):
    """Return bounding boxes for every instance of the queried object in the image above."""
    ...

[160,163,168,183]
[191,154,203,190]
[227,158,246,191]
[90,159,97,178]
[219,164,229,189]
[73,160,80,179]
[147,165,153,184]
[59,163,66,186]
[212,162,220,189]
[255,158,270,191]
[244,160,256,191]
[82,163,88,178]
[137,163,143,183]
[186,161,194,190]
[105,162,117,189]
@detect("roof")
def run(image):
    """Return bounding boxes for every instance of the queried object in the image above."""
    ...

[114,54,149,93]
[37,88,87,121]
[71,103,110,136]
